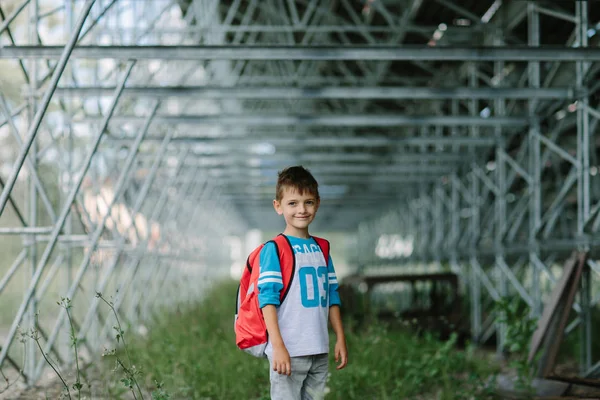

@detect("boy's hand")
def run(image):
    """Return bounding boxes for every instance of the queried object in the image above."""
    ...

[272,345,292,375]
[334,338,348,370]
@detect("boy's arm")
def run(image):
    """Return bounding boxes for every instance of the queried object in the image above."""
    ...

[257,242,291,375]
[262,305,291,375]
[329,305,348,370]
[327,255,348,370]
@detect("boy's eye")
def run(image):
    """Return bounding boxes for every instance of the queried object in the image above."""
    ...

[288,202,296,206]
[306,201,314,205]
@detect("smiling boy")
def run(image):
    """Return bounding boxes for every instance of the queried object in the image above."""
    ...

[257,166,348,400]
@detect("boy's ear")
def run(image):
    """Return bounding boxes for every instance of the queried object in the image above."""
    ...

[273,199,283,215]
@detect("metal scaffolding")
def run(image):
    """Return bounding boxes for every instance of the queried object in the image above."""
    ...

[0,0,598,388]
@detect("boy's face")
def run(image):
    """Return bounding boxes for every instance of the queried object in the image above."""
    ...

[273,186,320,236]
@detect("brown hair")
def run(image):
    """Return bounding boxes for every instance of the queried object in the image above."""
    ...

[276,166,319,201]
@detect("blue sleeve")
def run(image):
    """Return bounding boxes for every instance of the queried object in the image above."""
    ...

[257,242,284,308]
[327,255,341,307]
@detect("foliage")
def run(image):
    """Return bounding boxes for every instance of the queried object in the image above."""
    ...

[3,280,503,399]
[121,280,499,399]
[494,297,539,395]
[17,294,170,399]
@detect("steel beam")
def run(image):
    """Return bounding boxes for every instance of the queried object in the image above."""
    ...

[135,152,468,163]
[129,135,497,147]
[79,113,529,127]
[106,24,437,34]
[165,164,453,175]
[51,85,575,99]
[191,175,442,185]
[5,45,600,61]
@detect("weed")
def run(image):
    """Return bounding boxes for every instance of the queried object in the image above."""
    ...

[0,326,27,395]
[151,380,171,400]
[29,323,72,399]
[15,294,170,399]
[494,296,539,395]
[58,297,83,398]
[96,291,145,400]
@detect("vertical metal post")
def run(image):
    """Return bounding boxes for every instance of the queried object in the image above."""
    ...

[433,184,443,265]
[407,198,417,265]
[528,2,542,317]
[450,174,461,279]
[65,0,76,321]
[496,148,508,356]
[576,0,592,373]
[54,0,75,365]
[418,184,428,267]
[468,62,481,342]
[24,0,39,383]
[494,26,508,356]
[580,260,592,373]
[357,222,367,271]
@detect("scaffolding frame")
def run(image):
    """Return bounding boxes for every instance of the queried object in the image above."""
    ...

[0,0,597,387]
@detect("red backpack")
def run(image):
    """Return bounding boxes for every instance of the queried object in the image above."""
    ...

[235,234,330,357]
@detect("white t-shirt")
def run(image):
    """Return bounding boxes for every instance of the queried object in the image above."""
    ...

[257,235,341,358]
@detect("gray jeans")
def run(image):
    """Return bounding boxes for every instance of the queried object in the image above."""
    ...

[268,353,329,400]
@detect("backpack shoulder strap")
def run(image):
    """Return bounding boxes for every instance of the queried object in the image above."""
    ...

[272,234,295,302]
[246,243,265,273]
[272,234,293,260]
[312,236,330,264]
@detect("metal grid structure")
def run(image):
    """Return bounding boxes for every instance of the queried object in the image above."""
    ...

[0,0,598,387]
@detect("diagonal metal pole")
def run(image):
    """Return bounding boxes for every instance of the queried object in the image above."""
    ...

[99,217,205,342]
[32,89,150,380]
[156,192,229,309]
[75,124,171,342]
[142,178,218,316]
[0,94,57,222]
[78,0,118,42]
[0,102,27,129]
[118,153,193,315]
[0,0,95,217]
[0,250,27,294]
[99,160,199,340]
[0,0,31,36]
[138,170,210,320]
[0,175,27,226]
[0,60,133,371]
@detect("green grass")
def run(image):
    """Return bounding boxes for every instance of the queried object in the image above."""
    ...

[111,280,499,400]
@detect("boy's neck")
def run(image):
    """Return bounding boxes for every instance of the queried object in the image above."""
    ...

[283,227,311,239]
